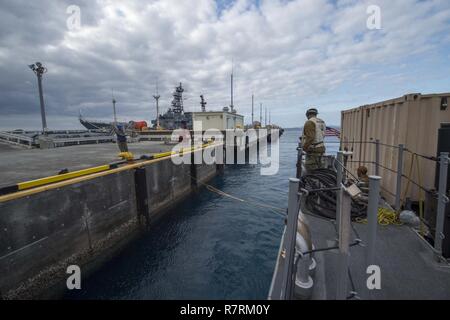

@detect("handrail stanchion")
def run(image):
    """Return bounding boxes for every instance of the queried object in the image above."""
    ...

[366,176,381,266]
[375,139,380,176]
[280,178,300,299]
[296,139,303,180]
[336,186,352,300]
[336,151,344,228]
[395,144,404,212]
[434,152,449,260]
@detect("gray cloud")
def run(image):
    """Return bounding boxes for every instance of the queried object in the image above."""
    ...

[0,0,449,130]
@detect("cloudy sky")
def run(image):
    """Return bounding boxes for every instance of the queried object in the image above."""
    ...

[0,0,449,130]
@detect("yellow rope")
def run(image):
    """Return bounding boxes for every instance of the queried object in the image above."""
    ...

[205,185,286,213]
[355,207,403,226]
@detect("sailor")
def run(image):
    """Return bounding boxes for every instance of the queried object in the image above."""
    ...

[357,166,370,194]
[301,108,326,172]
[113,123,128,153]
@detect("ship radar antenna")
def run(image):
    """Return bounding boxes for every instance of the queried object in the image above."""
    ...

[153,80,161,129]
[200,95,207,112]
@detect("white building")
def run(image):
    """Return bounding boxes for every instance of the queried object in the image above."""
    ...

[191,111,244,131]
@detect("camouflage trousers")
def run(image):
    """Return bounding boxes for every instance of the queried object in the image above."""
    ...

[304,153,324,173]
[117,141,128,152]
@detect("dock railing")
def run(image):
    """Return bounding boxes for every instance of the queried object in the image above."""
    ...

[0,131,35,148]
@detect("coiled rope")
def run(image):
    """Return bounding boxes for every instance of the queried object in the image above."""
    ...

[355,207,403,226]
[299,168,367,220]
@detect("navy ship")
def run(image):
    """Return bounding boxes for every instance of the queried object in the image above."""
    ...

[152,83,193,130]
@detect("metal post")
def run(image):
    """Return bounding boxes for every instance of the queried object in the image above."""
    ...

[156,97,160,128]
[366,175,381,266]
[336,151,344,227]
[434,152,449,258]
[375,139,380,176]
[281,178,300,300]
[296,140,303,179]
[37,74,48,133]
[336,187,352,300]
[395,144,404,212]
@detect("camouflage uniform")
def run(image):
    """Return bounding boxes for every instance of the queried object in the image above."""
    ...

[302,115,326,173]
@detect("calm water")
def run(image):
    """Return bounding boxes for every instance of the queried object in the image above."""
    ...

[65,130,339,299]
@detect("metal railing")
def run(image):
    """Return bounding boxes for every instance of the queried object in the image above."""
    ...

[0,131,35,147]
[326,138,449,260]
[276,148,383,300]
[286,139,449,301]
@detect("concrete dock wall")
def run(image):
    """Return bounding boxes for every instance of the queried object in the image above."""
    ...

[0,149,218,299]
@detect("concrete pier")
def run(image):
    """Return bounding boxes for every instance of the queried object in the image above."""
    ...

[0,141,220,299]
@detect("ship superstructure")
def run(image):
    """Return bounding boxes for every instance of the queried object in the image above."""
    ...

[152,83,192,130]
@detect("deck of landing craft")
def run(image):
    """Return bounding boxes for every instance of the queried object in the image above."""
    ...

[308,213,450,300]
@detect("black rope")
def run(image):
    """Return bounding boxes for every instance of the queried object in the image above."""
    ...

[299,168,367,220]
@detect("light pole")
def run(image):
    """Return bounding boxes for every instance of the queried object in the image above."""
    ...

[28,62,48,134]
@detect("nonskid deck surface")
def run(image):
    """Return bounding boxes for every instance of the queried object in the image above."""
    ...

[307,214,450,300]
[0,141,174,188]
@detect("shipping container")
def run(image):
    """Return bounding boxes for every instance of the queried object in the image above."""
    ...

[340,93,450,205]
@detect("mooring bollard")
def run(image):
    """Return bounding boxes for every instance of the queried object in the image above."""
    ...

[434,152,449,259]
[336,186,352,300]
[366,175,381,266]
[395,144,404,212]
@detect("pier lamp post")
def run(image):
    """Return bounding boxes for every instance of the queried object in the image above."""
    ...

[28,62,48,134]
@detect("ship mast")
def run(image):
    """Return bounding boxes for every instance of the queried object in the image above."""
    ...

[112,89,117,124]
[260,103,262,125]
[171,82,184,114]
[153,81,161,129]
[200,95,207,112]
[230,60,236,113]
[251,94,254,125]
[265,107,267,127]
